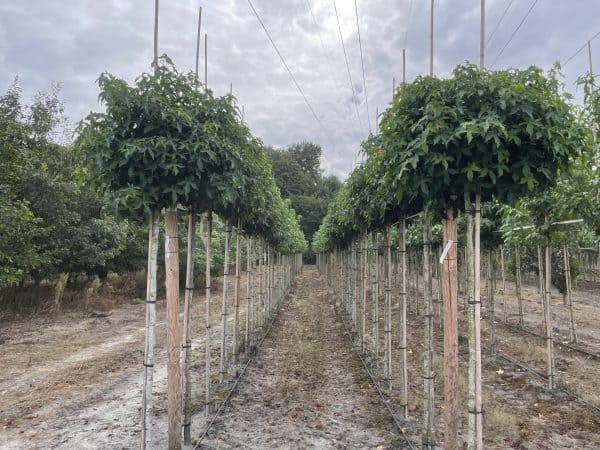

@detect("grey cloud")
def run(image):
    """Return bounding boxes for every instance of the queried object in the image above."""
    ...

[1,0,599,180]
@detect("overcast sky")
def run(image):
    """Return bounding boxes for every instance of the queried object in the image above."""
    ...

[1,0,598,178]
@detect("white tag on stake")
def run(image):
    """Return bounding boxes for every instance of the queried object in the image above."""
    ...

[439,239,453,265]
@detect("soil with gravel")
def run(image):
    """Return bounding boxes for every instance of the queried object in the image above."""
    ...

[198,266,401,449]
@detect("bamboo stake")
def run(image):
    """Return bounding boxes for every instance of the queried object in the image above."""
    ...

[500,244,506,294]
[141,212,159,449]
[164,207,182,449]
[219,220,232,384]
[233,219,242,361]
[442,208,458,450]
[422,209,435,449]
[204,210,213,416]
[182,212,195,445]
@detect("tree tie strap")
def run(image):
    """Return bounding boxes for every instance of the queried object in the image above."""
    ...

[143,363,154,368]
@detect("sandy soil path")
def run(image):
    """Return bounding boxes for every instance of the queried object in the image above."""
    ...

[198,267,400,449]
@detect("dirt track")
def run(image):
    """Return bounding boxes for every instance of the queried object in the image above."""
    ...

[198,266,399,449]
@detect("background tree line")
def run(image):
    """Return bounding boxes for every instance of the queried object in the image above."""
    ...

[267,142,341,262]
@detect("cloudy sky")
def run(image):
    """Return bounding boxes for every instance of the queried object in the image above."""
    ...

[1,0,598,178]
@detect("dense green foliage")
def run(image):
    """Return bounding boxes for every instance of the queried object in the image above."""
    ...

[267,142,341,258]
[313,64,590,254]
[0,84,146,287]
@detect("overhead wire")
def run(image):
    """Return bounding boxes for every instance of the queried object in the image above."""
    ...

[490,0,538,69]
[332,0,365,135]
[354,0,372,134]
[246,0,329,140]
[305,0,341,91]
[563,30,600,67]
[486,0,515,48]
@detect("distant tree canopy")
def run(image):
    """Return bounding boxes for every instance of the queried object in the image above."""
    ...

[266,142,341,252]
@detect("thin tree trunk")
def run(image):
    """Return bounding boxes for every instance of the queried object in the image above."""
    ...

[141,212,159,450]
[399,219,408,418]
[516,247,524,327]
[233,219,242,362]
[182,212,195,445]
[245,238,252,352]
[204,210,213,416]
[500,244,506,293]
[422,209,435,449]
[544,233,555,389]
[564,244,577,343]
[374,234,380,368]
[362,232,368,352]
[53,272,69,313]
[164,207,182,449]
[442,207,458,450]
[473,195,483,449]
[385,224,393,392]
[219,220,232,384]
[488,250,495,355]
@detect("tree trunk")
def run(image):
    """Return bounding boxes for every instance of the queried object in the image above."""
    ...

[399,218,408,418]
[204,210,213,416]
[544,233,555,390]
[385,224,393,392]
[362,233,368,352]
[422,209,435,449]
[182,212,195,445]
[245,238,252,352]
[473,195,483,449]
[487,250,495,355]
[164,207,182,449]
[53,272,69,313]
[233,219,242,362]
[516,247,524,327]
[141,212,159,450]
[373,234,380,368]
[219,220,232,384]
[442,208,458,450]
[564,244,577,343]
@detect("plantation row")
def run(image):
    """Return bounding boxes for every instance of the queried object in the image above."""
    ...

[312,64,600,449]
[74,56,308,448]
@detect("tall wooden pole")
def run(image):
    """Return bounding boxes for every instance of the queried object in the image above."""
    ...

[402,48,406,84]
[544,226,555,390]
[480,0,485,69]
[429,0,434,76]
[204,33,208,90]
[164,208,182,450]
[195,7,202,76]
[153,0,159,65]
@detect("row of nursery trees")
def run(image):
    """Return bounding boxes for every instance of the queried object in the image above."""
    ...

[313,64,599,449]
[76,57,307,449]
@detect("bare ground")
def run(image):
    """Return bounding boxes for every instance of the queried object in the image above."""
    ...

[198,266,400,449]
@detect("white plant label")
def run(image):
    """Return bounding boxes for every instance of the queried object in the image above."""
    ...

[439,239,453,265]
